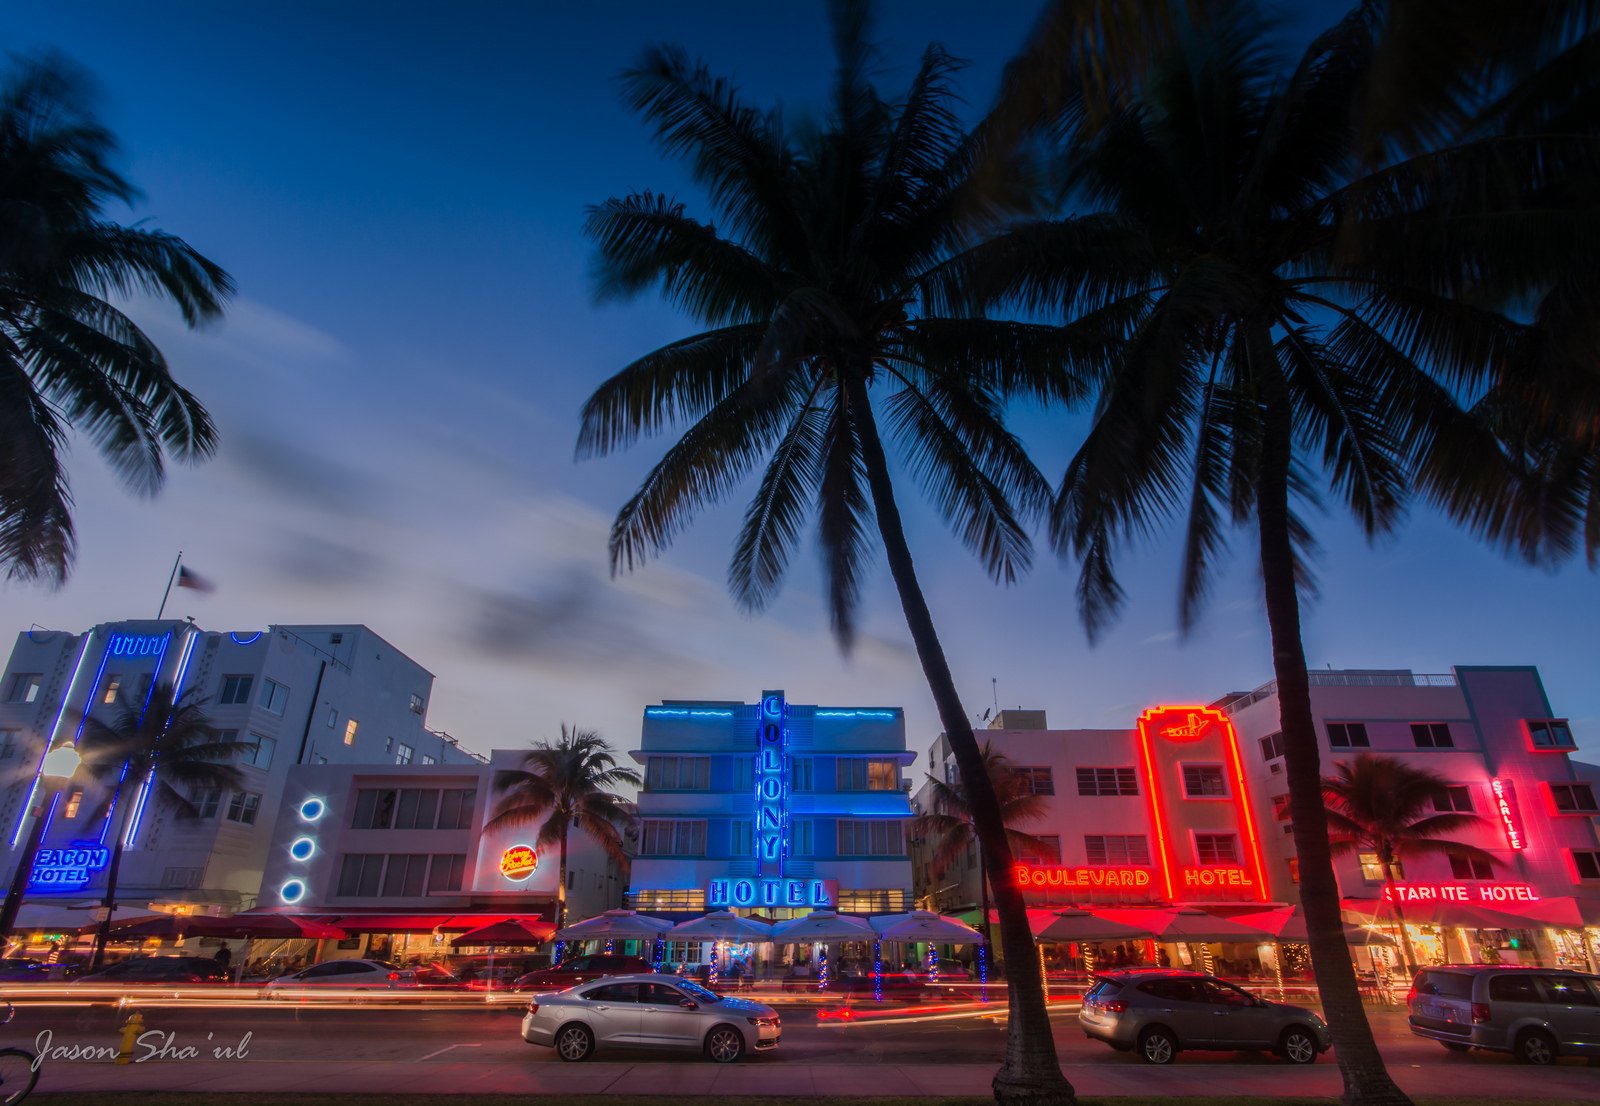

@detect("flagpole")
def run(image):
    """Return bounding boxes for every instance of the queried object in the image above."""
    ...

[157,551,183,619]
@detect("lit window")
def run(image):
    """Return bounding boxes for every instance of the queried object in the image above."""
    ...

[5,674,42,704]
[1528,719,1576,748]
[838,759,897,791]
[63,791,83,819]
[395,743,413,765]
[1410,722,1454,748]
[1551,783,1599,813]
[1194,833,1238,864]
[1327,722,1370,749]
[258,679,289,715]
[1085,834,1150,865]
[1182,765,1227,797]
[102,675,122,705]
[421,754,436,765]
[218,675,253,705]
[1449,853,1493,880]
[1271,794,1291,821]
[1287,858,1300,884]
[867,759,901,791]
[1358,852,1401,881]
[1433,785,1473,813]
[1076,767,1136,796]
[343,719,359,746]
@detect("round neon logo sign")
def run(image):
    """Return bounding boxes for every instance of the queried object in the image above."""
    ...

[499,844,539,882]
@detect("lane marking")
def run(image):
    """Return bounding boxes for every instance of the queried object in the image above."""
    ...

[414,1042,484,1062]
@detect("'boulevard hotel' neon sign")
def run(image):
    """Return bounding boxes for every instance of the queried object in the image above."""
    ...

[708,690,832,910]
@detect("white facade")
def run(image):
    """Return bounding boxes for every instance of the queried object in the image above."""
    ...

[0,620,481,923]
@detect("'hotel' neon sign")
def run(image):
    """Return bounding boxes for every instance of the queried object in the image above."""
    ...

[1489,778,1525,851]
[1382,881,1540,904]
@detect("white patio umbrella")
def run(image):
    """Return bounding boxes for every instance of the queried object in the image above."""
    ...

[665,911,774,941]
[771,911,875,991]
[555,909,674,952]
[868,911,984,992]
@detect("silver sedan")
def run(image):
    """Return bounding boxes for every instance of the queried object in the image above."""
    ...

[520,973,780,1063]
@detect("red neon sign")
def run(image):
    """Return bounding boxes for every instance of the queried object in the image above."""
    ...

[1489,778,1525,851]
[1013,865,1153,890]
[1382,882,1540,905]
[1135,705,1270,904]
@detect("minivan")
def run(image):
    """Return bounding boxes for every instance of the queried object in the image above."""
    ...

[1407,965,1600,1064]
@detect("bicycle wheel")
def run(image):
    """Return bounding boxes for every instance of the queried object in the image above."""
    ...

[0,1047,39,1105]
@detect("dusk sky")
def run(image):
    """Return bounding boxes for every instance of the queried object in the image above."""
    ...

[4,1,1596,766]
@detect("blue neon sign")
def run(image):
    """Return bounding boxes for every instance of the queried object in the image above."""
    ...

[106,632,171,657]
[30,842,111,891]
[709,877,832,909]
[755,691,786,876]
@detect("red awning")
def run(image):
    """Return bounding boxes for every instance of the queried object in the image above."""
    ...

[450,918,556,947]
[332,914,462,933]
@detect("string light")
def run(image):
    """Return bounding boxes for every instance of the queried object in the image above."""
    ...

[709,939,719,987]
[873,938,883,1003]
[653,938,664,973]
[818,945,828,991]
[926,942,938,984]
[604,938,615,955]
[977,943,988,1003]
[553,939,565,965]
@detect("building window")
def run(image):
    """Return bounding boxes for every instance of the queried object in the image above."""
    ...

[1572,851,1600,880]
[395,743,414,765]
[1258,732,1285,761]
[409,693,425,715]
[1449,853,1493,880]
[1076,767,1137,796]
[837,758,901,791]
[1182,764,1227,797]
[381,853,429,897]
[102,675,122,705]
[427,854,466,893]
[395,789,440,829]
[343,719,359,746]
[225,791,261,825]
[730,820,752,855]
[162,867,204,889]
[837,819,904,856]
[1433,785,1473,813]
[436,788,476,830]
[629,889,707,911]
[1013,767,1054,795]
[242,733,276,770]
[1194,833,1239,865]
[791,818,814,856]
[1085,834,1151,866]
[421,754,436,765]
[337,853,385,897]
[1016,834,1063,865]
[1527,719,1576,748]
[258,678,289,715]
[835,889,909,913]
[185,787,221,820]
[647,756,710,790]
[642,819,707,856]
[1358,852,1401,881]
[1327,722,1370,749]
[218,675,253,705]
[0,729,19,760]
[791,757,814,791]
[6,674,42,704]
[327,707,338,729]
[313,755,328,765]
[1410,722,1454,748]
[1271,794,1291,821]
[1551,783,1599,814]
[63,791,83,819]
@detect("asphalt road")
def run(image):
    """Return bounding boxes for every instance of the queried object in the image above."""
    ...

[4,999,1596,1099]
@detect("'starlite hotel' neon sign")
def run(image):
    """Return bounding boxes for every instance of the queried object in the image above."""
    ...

[1382,882,1540,904]
[1490,778,1525,851]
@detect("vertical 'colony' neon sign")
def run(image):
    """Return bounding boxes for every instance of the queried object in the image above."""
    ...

[755,690,787,875]
[1489,778,1525,851]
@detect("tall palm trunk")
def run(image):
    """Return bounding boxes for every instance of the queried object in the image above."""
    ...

[846,370,1073,1106]
[1254,334,1412,1106]
[90,780,141,970]
[1380,855,1419,976]
[557,825,569,933]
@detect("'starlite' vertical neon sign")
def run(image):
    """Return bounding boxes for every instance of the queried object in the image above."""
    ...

[1490,778,1525,851]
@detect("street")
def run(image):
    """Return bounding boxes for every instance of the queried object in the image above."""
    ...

[5,997,1596,1099]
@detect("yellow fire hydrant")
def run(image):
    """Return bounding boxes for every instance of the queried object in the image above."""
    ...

[116,1012,144,1065]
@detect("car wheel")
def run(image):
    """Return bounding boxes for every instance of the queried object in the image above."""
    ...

[1138,1027,1177,1065]
[1441,1042,1471,1053]
[1514,1029,1556,1066]
[1279,1027,1319,1065]
[555,1024,594,1062]
[704,1025,746,1064]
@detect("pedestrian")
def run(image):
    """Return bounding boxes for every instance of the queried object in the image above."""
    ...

[214,942,232,969]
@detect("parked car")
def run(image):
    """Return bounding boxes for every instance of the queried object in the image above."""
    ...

[0,958,54,983]
[262,959,419,992]
[511,955,652,992]
[520,974,779,1063]
[1079,969,1330,1065]
[73,956,232,985]
[1407,965,1600,1064]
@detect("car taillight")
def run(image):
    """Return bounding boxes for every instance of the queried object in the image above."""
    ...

[1471,1002,1490,1024]
[1104,1000,1128,1014]
[1405,985,1417,1005]
[527,1001,539,1016]
[388,972,400,981]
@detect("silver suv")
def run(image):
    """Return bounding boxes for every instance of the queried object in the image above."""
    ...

[1080,969,1331,1065]
[1407,966,1600,1064]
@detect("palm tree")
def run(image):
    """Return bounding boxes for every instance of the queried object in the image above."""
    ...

[1323,754,1496,975]
[940,6,1584,1104]
[0,52,231,583]
[914,740,1053,946]
[575,4,1076,1100]
[487,725,640,932]
[76,683,250,968]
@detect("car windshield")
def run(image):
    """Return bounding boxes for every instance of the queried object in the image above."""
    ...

[675,979,721,1003]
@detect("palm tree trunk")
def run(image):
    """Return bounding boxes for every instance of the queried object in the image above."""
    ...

[1380,857,1419,976]
[557,827,569,933]
[90,782,140,971]
[845,370,1073,1106]
[979,845,993,966]
[1253,331,1412,1106]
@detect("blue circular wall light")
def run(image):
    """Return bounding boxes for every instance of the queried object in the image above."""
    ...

[289,836,316,862]
[279,879,307,904]
[298,798,326,822]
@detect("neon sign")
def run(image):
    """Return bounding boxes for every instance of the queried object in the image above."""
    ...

[30,842,111,890]
[1382,882,1540,904]
[1013,866,1152,890]
[709,877,833,909]
[1136,705,1270,903]
[754,691,787,875]
[106,632,171,657]
[499,845,539,882]
[1490,778,1524,851]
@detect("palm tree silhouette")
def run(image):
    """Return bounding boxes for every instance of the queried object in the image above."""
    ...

[575,5,1074,1099]
[0,53,231,582]
[1323,754,1496,975]
[488,726,639,931]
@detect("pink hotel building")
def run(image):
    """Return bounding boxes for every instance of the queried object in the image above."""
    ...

[914,666,1600,971]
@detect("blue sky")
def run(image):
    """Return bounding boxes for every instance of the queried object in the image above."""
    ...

[4,1,1596,763]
